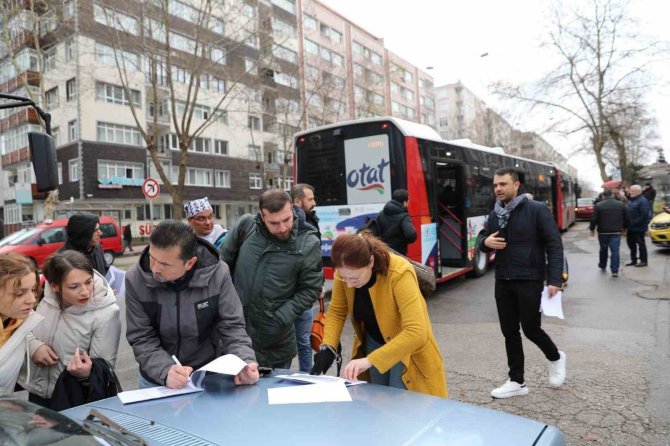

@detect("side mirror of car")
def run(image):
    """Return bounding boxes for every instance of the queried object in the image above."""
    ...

[36,238,46,246]
[28,132,58,192]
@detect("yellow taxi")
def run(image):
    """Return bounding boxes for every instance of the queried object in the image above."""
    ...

[649,207,670,247]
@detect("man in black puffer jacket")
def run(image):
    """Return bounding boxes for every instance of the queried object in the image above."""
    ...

[377,189,417,255]
[589,188,630,275]
[59,213,107,275]
[480,167,566,399]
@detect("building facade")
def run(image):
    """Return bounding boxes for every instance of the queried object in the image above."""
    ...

[1,0,437,236]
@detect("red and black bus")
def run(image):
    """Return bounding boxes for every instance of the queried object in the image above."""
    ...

[294,117,577,282]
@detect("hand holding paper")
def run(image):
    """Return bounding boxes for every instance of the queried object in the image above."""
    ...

[540,286,564,319]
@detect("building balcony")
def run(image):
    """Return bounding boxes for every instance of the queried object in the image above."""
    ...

[0,108,40,133]
[0,70,40,94]
[1,147,31,168]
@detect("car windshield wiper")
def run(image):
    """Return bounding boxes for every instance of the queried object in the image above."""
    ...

[82,409,149,446]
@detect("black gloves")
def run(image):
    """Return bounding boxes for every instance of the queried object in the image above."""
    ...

[310,346,336,375]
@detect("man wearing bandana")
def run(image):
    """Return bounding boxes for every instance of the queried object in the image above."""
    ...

[480,167,566,398]
[184,197,228,249]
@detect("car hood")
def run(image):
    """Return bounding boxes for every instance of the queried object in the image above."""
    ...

[651,212,670,225]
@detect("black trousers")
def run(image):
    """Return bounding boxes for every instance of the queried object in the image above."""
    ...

[495,280,560,384]
[626,231,648,263]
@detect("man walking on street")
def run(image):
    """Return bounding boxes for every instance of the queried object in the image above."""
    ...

[590,189,630,277]
[125,220,258,389]
[122,224,133,254]
[625,185,651,268]
[480,167,566,398]
[220,189,323,369]
[377,189,417,255]
[291,184,323,372]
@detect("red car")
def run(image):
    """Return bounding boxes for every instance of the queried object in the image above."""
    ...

[575,197,596,220]
[0,216,123,268]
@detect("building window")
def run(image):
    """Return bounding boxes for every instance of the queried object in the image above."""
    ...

[185,168,213,186]
[63,0,75,20]
[212,77,225,92]
[68,120,78,141]
[44,49,56,71]
[211,48,226,65]
[64,38,75,61]
[51,127,60,146]
[57,162,63,184]
[97,160,143,179]
[189,137,211,154]
[272,0,295,14]
[95,82,141,107]
[248,116,260,131]
[215,109,228,124]
[94,3,139,35]
[248,145,261,160]
[303,14,317,30]
[68,158,79,181]
[66,78,77,101]
[96,122,142,146]
[95,42,140,70]
[245,58,257,75]
[45,87,59,111]
[249,173,262,189]
[214,139,228,156]
[214,170,231,188]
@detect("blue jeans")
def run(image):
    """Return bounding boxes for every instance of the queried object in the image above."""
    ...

[365,336,407,390]
[138,374,159,389]
[598,234,621,273]
[294,307,314,372]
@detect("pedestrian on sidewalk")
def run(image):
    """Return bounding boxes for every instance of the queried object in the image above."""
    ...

[122,224,133,254]
[480,167,566,399]
[625,185,651,268]
[590,189,630,277]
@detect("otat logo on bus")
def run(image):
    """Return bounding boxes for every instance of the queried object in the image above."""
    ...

[346,159,390,195]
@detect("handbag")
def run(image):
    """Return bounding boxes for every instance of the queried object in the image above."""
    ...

[388,248,436,298]
[310,295,326,352]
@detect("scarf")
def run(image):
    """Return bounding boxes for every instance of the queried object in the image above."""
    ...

[494,194,528,229]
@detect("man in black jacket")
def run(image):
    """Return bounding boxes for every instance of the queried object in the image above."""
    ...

[59,213,107,275]
[589,189,630,276]
[377,189,417,255]
[480,167,566,398]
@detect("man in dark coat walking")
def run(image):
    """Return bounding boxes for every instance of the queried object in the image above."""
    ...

[590,189,630,276]
[59,213,107,275]
[625,185,651,267]
[377,189,417,255]
[480,167,566,399]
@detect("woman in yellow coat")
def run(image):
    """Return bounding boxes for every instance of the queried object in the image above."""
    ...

[311,233,447,398]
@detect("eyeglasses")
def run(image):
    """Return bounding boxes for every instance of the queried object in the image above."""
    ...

[191,215,215,223]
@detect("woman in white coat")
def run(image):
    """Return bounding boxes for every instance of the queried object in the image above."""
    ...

[0,253,42,396]
[19,250,121,407]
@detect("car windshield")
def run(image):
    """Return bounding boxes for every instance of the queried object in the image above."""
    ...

[578,198,594,205]
[0,229,29,247]
[7,228,42,245]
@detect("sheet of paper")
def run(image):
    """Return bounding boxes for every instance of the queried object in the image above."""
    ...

[540,287,565,319]
[190,354,248,387]
[117,382,203,404]
[268,383,352,405]
[275,373,366,387]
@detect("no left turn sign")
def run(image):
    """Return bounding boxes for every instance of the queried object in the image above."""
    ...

[142,178,160,199]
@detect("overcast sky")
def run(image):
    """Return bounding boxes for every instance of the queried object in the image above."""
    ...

[319,0,670,189]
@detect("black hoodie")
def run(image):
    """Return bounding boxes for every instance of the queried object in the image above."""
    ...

[376,199,417,255]
[59,213,108,275]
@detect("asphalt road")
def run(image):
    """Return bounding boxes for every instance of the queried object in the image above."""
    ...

[102,222,670,445]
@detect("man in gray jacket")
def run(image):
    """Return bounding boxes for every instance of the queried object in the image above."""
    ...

[125,220,258,389]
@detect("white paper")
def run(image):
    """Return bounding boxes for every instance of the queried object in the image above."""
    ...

[268,383,352,405]
[275,373,366,387]
[117,382,203,404]
[540,287,564,319]
[118,354,248,404]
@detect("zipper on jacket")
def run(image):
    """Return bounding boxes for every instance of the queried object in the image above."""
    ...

[175,291,181,359]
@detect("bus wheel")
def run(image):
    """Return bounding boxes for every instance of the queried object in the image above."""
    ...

[469,235,489,277]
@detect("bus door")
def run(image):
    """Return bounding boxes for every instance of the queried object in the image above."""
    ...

[432,160,467,268]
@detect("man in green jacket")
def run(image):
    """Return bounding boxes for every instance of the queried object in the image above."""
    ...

[220,189,323,368]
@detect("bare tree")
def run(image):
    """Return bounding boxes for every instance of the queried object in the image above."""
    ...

[493,0,663,183]
[99,0,266,218]
[1,0,64,218]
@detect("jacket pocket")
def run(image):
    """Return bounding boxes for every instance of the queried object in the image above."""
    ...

[409,341,441,379]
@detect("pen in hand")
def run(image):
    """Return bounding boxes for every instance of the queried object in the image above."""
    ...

[166,355,193,389]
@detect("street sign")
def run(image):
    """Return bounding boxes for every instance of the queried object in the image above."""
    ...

[142,178,160,199]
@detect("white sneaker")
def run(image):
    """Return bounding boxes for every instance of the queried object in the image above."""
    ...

[490,379,529,398]
[549,351,566,387]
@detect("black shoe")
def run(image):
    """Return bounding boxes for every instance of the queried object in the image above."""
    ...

[599,266,606,272]
[635,262,648,267]
[625,261,637,266]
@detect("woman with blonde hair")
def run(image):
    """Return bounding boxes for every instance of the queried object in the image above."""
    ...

[19,250,121,408]
[0,253,42,396]
[311,233,447,397]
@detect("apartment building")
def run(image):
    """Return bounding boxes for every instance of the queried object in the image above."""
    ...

[1,0,436,236]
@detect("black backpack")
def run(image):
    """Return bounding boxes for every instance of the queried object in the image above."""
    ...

[358,216,381,237]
